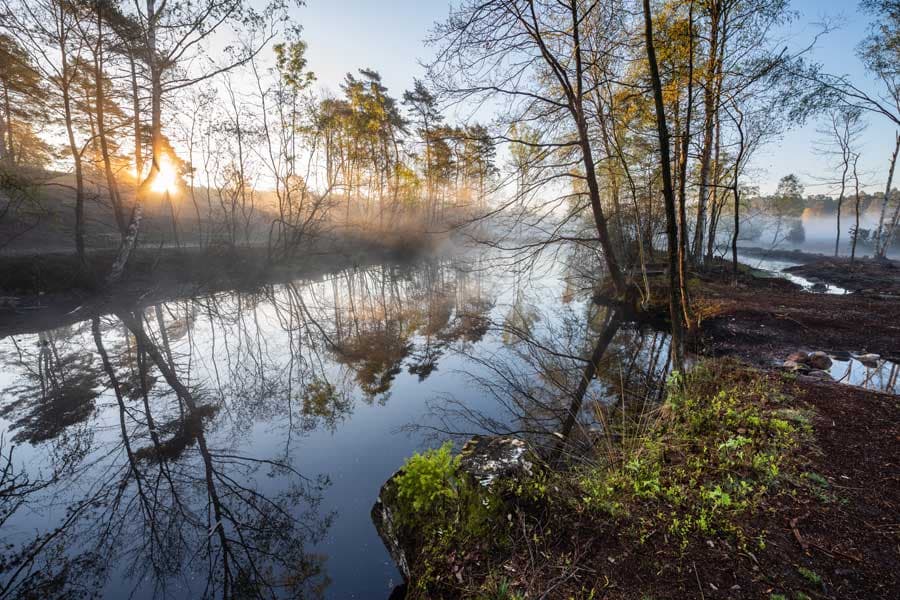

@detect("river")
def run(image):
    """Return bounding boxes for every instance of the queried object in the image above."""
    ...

[0,246,673,599]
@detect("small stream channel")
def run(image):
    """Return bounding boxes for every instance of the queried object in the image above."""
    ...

[738,251,899,394]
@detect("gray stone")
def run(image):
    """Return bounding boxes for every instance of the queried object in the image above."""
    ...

[782,360,810,372]
[856,353,881,367]
[807,351,833,370]
[805,370,832,380]
[786,351,809,363]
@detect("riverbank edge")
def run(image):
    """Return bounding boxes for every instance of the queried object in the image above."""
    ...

[0,228,448,337]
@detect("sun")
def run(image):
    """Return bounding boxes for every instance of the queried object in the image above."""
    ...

[150,154,179,195]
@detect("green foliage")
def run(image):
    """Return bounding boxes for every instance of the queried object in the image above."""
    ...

[395,442,461,518]
[797,566,822,585]
[274,36,316,92]
[577,363,806,548]
[802,472,829,489]
[393,442,510,597]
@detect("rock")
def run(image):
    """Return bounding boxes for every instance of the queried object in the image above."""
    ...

[782,360,810,372]
[786,351,809,363]
[371,435,535,582]
[828,350,852,361]
[810,282,827,292]
[805,370,832,380]
[371,474,411,580]
[807,351,833,370]
[458,435,534,486]
[856,353,881,367]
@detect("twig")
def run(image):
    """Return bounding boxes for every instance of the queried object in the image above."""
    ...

[790,512,811,552]
[693,561,706,600]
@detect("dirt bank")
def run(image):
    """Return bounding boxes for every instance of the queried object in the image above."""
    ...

[563,377,899,599]
[784,256,900,296]
[693,264,900,364]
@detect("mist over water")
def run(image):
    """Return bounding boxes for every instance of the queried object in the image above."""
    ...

[738,208,900,260]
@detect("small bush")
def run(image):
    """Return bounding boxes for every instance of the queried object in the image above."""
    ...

[395,442,461,521]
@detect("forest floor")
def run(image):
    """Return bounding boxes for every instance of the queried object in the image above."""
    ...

[631,257,900,598]
[615,255,900,597]
[0,229,443,336]
[475,374,900,600]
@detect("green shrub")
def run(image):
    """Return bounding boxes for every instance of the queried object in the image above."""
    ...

[395,442,461,520]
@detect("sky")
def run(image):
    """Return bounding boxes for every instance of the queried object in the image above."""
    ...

[287,0,896,196]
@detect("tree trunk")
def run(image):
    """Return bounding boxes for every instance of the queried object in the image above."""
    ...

[874,132,900,257]
[693,0,722,262]
[569,2,626,298]
[93,8,127,235]
[60,53,86,267]
[834,160,848,257]
[676,1,695,324]
[643,0,685,371]
[129,54,142,178]
[851,155,861,264]
[108,0,160,285]
[2,81,14,164]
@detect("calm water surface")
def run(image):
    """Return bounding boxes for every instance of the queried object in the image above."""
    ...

[0,247,670,599]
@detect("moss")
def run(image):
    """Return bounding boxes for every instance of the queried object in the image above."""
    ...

[797,566,822,585]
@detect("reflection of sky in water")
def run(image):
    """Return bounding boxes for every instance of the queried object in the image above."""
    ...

[0,247,668,599]
[829,358,900,395]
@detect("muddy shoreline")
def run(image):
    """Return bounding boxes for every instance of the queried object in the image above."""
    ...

[694,268,900,367]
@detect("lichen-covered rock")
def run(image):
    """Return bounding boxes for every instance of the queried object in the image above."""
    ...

[458,435,533,486]
[371,474,411,580]
[371,435,535,582]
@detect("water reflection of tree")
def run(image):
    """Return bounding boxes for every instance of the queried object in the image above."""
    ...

[301,258,493,397]
[416,253,671,457]
[0,325,100,445]
[0,312,335,599]
[1,255,498,597]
